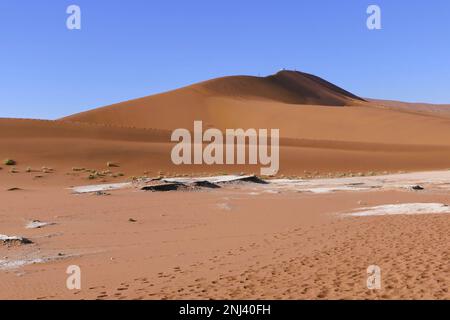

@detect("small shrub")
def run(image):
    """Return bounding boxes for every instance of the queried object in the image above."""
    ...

[42,167,53,173]
[4,159,16,166]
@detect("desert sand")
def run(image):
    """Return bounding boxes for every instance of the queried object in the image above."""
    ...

[0,70,449,299]
[0,172,449,300]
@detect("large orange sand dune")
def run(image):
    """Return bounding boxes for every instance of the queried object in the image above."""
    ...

[1,70,450,178]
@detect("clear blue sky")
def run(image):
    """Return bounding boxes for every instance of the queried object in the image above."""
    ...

[1,0,450,119]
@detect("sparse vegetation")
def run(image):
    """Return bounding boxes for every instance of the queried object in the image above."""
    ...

[87,170,107,180]
[111,172,125,178]
[41,167,54,173]
[4,159,16,166]
[79,167,126,180]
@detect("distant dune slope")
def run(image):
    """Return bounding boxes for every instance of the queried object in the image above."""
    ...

[369,99,450,118]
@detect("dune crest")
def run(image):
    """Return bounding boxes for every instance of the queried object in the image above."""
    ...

[195,70,365,105]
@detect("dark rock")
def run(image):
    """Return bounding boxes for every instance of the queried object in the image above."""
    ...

[192,181,221,189]
[0,235,33,246]
[141,183,185,192]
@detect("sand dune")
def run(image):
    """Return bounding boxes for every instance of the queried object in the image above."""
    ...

[2,70,450,177]
[59,70,450,145]
[61,71,366,130]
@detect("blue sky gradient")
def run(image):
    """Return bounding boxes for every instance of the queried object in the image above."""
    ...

[1,0,450,119]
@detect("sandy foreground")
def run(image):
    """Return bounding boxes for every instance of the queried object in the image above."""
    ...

[0,170,449,300]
